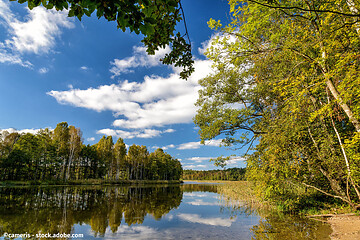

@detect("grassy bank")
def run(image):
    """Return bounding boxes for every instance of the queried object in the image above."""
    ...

[217,181,356,216]
[217,181,273,213]
[0,179,183,186]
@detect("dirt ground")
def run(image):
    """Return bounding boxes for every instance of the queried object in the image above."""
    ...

[328,215,360,240]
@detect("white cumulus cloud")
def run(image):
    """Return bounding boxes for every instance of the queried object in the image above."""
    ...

[48,59,212,130]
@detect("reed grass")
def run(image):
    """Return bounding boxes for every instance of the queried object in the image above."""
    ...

[217,181,275,215]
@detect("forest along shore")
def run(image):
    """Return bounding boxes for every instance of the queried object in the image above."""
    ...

[0,122,182,183]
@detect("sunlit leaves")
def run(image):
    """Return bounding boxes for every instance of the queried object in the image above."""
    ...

[195,0,360,210]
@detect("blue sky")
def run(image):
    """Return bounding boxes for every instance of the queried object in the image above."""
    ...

[0,0,246,170]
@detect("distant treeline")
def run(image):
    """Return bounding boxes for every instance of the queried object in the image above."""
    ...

[0,122,182,181]
[182,168,246,181]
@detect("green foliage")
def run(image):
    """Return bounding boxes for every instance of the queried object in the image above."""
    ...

[195,0,360,210]
[148,148,182,181]
[0,122,182,182]
[12,0,194,79]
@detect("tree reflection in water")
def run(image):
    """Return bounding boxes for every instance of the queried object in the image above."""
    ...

[0,184,332,239]
[0,185,182,237]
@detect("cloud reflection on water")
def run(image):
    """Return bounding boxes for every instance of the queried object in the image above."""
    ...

[186,199,220,206]
[103,225,160,240]
[178,213,236,227]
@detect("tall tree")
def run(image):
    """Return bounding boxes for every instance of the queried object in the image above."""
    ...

[96,136,114,179]
[37,128,57,180]
[113,138,127,180]
[66,126,82,180]
[196,0,360,209]
[53,122,70,180]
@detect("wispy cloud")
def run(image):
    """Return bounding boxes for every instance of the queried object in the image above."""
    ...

[151,143,176,150]
[177,139,223,150]
[96,128,174,139]
[80,66,89,71]
[0,127,52,135]
[162,144,175,150]
[38,67,49,74]
[186,156,214,162]
[4,6,74,54]
[163,128,175,133]
[0,0,74,67]
[110,46,171,78]
[0,49,32,67]
[227,156,246,165]
[183,164,207,169]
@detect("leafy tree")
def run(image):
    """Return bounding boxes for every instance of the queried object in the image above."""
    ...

[148,148,181,180]
[36,129,57,180]
[53,122,70,180]
[127,144,149,180]
[0,132,21,159]
[113,137,127,180]
[95,135,114,179]
[195,0,360,209]
[12,133,41,180]
[79,144,101,178]
[66,126,82,180]
[13,0,194,79]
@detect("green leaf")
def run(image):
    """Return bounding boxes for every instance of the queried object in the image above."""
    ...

[140,22,155,35]
[144,17,156,24]
[168,0,178,7]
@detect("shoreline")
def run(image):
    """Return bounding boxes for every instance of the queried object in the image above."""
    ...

[0,179,183,186]
[327,214,360,240]
[307,213,360,239]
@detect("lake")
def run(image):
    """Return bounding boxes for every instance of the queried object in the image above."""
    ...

[0,182,332,239]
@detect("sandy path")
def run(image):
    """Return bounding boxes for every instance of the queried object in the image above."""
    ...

[328,215,360,240]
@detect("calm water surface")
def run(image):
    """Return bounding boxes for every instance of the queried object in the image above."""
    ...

[0,183,331,239]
